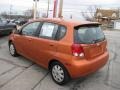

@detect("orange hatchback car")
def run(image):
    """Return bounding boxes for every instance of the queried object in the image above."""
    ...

[8,18,109,85]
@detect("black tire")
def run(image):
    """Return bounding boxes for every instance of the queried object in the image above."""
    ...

[9,42,18,57]
[49,62,70,85]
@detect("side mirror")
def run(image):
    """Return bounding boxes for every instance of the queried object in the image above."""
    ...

[13,29,21,34]
[17,29,21,34]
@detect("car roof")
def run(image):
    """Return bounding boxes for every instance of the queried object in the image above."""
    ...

[33,18,100,27]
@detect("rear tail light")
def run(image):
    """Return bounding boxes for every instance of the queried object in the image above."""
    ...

[71,44,84,57]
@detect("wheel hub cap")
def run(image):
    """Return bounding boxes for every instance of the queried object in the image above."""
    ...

[52,65,64,82]
[10,44,15,55]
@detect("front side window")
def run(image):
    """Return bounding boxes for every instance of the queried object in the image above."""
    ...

[22,22,40,36]
[39,22,58,39]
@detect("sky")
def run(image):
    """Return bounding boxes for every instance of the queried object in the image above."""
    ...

[0,0,120,19]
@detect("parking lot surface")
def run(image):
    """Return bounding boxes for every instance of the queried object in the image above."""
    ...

[0,31,120,90]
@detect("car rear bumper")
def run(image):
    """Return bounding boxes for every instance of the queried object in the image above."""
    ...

[67,51,109,79]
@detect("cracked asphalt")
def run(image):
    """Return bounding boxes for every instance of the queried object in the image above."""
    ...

[0,31,120,90]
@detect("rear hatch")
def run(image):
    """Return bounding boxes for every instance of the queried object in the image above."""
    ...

[74,24,107,59]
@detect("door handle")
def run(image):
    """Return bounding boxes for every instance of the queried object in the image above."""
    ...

[28,38,32,41]
[49,44,54,46]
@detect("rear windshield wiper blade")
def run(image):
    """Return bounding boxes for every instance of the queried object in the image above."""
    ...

[93,38,104,43]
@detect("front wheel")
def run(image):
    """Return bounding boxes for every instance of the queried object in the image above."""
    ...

[9,42,18,57]
[50,62,70,85]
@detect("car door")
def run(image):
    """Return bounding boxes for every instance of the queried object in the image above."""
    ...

[31,22,58,67]
[13,22,41,59]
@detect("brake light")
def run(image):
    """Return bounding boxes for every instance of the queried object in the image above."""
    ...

[71,44,84,57]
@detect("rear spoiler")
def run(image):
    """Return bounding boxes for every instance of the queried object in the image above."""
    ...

[74,23,101,29]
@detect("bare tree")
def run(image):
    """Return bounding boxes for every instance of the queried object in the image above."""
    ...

[24,9,40,19]
[24,9,34,18]
[0,12,9,19]
[82,5,101,21]
[81,11,93,21]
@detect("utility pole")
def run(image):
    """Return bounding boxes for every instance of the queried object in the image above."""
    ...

[53,0,58,18]
[33,0,39,20]
[58,0,63,18]
[47,0,50,18]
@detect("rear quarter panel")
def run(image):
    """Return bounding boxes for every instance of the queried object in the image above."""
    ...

[48,23,75,69]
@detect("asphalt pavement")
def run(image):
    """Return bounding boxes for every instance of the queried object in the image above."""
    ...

[0,31,120,90]
[0,36,8,45]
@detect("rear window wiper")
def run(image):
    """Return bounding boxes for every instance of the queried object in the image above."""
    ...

[93,38,105,43]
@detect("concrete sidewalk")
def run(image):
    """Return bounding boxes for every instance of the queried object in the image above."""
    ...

[0,31,120,90]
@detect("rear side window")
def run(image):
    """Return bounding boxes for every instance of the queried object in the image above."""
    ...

[74,25,105,44]
[56,26,66,40]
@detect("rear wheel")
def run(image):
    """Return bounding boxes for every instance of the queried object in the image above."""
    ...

[9,42,18,57]
[50,62,70,85]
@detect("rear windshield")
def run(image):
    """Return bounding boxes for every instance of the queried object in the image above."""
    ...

[74,25,105,44]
